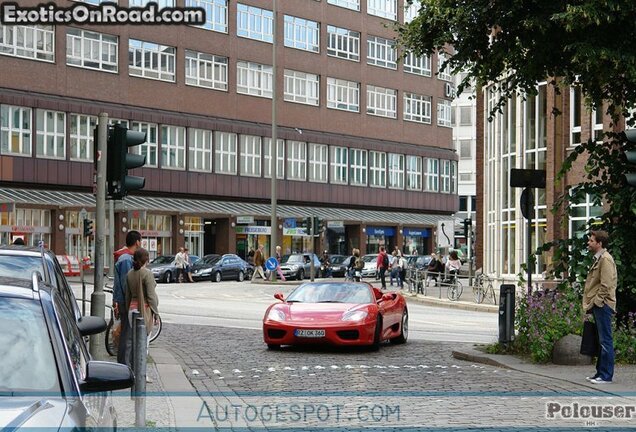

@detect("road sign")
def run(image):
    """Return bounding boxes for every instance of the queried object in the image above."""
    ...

[436,219,455,249]
[520,188,534,219]
[265,257,278,271]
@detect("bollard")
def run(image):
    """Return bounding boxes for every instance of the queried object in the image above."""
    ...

[131,310,139,398]
[498,284,516,345]
[134,316,147,428]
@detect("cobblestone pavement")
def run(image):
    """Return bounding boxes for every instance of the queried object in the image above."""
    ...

[161,323,636,430]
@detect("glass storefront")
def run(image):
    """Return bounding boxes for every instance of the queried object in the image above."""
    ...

[184,216,204,258]
[130,214,173,260]
[235,224,271,260]
[325,222,346,255]
[365,227,396,254]
[0,207,51,248]
[402,228,431,256]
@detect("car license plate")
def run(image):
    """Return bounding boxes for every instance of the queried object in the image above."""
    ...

[294,329,325,338]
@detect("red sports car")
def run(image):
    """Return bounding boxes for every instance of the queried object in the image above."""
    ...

[263,281,408,350]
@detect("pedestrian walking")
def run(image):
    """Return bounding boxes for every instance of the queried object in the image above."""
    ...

[112,230,142,367]
[275,245,286,281]
[445,250,462,283]
[174,247,187,283]
[426,253,443,287]
[184,247,195,282]
[389,251,398,286]
[583,230,617,384]
[349,248,364,282]
[376,246,389,289]
[397,252,407,289]
[251,244,266,282]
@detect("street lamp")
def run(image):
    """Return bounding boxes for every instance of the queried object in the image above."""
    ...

[270,0,278,280]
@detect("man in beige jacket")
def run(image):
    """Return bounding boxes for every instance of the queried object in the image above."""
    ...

[582,230,617,384]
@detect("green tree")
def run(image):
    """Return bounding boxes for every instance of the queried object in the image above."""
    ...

[398,1,636,316]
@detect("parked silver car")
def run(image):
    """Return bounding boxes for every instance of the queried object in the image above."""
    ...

[361,254,379,278]
[278,253,321,280]
[149,254,200,283]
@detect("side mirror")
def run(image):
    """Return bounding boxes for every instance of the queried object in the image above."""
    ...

[77,316,107,336]
[79,361,134,393]
[381,293,395,302]
[274,292,285,301]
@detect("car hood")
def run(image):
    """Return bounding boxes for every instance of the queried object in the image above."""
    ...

[192,263,215,270]
[364,262,376,269]
[0,397,67,429]
[280,303,368,322]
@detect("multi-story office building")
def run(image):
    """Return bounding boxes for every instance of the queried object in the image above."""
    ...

[0,0,457,262]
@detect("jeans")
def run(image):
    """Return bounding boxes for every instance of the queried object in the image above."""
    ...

[379,268,387,289]
[592,304,615,381]
[116,301,131,367]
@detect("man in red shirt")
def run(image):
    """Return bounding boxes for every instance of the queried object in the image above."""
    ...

[376,246,389,289]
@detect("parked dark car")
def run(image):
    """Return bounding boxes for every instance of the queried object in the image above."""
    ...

[279,253,321,280]
[149,254,200,283]
[191,254,254,282]
[0,246,106,336]
[0,275,133,429]
[329,254,354,277]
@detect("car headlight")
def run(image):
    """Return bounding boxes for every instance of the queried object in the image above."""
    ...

[341,310,368,322]
[267,309,286,322]
[290,265,299,270]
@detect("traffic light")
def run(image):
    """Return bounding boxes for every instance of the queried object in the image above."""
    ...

[107,123,147,200]
[83,219,93,237]
[463,218,472,238]
[625,129,636,187]
[312,217,321,236]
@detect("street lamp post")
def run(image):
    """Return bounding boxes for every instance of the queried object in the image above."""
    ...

[270,0,278,280]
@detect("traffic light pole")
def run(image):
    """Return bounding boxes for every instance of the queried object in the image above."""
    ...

[90,112,108,359]
[269,0,278,281]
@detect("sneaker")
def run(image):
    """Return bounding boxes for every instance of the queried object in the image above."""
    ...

[589,377,612,384]
[585,375,599,381]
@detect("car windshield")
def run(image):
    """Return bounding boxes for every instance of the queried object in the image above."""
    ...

[281,254,303,264]
[151,256,174,265]
[286,283,373,304]
[362,255,377,262]
[0,255,43,280]
[0,297,60,393]
[330,256,347,264]
[208,256,222,265]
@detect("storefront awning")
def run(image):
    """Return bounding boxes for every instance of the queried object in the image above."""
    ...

[0,187,458,226]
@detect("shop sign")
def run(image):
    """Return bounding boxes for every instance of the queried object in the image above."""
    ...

[366,227,395,236]
[403,228,430,237]
[236,216,254,224]
[327,221,344,228]
[1,225,50,234]
[139,230,171,237]
[0,203,14,213]
[149,239,157,252]
[11,225,35,233]
[283,227,308,236]
[128,210,147,220]
[235,226,271,235]
[283,218,297,228]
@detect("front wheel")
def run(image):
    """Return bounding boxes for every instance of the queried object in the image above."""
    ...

[369,318,382,351]
[162,271,172,284]
[148,315,162,344]
[447,279,463,301]
[213,271,222,283]
[297,269,305,280]
[238,270,245,282]
[473,285,485,304]
[267,344,281,350]
[391,310,408,344]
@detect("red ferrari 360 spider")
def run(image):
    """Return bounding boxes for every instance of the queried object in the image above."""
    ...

[263,281,408,350]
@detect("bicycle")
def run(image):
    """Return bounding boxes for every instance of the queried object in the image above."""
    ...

[473,273,497,305]
[104,286,162,357]
[445,270,463,301]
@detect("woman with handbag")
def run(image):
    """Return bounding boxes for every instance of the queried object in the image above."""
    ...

[125,248,160,364]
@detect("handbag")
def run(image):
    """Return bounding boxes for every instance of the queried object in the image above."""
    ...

[580,320,599,356]
[135,271,154,336]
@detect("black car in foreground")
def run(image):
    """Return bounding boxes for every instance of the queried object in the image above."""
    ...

[191,254,254,282]
[0,275,134,429]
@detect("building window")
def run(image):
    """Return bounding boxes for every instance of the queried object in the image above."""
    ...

[284,70,319,106]
[331,146,348,184]
[237,4,273,43]
[406,155,422,191]
[131,121,158,167]
[308,143,328,183]
[388,153,404,189]
[568,193,603,239]
[440,160,451,193]
[327,26,360,62]
[349,148,368,186]
[237,61,273,98]
[437,52,452,81]
[161,125,186,170]
[404,0,420,23]
[367,0,397,20]
[287,140,307,181]
[70,114,97,162]
[36,109,65,160]
[327,0,360,11]
[437,99,452,127]
[593,103,604,142]
[214,131,237,174]
[264,138,285,179]
[367,85,397,119]
[186,0,228,33]
[327,78,359,112]
[369,150,386,187]
[185,50,228,91]
[188,128,213,172]
[129,39,176,82]
[0,24,54,62]
[284,15,320,53]
[240,134,261,177]
[66,28,117,73]
[367,35,397,69]
[458,106,473,126]
[570,86,582,146]
[451,160,457,193]
[424,158,439,192]
[0,105,31,156]
[403,92,431,124]
[403,51,431,76]
[459,139,472,159]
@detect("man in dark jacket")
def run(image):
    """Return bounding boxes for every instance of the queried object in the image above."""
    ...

[376,246,389,289]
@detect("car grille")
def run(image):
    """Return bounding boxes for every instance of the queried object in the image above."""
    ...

[336,330,359,340]
[267,329,286,339]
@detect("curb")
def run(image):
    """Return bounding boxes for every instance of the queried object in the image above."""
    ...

[451,349,511,369]
[403,292,499,313]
